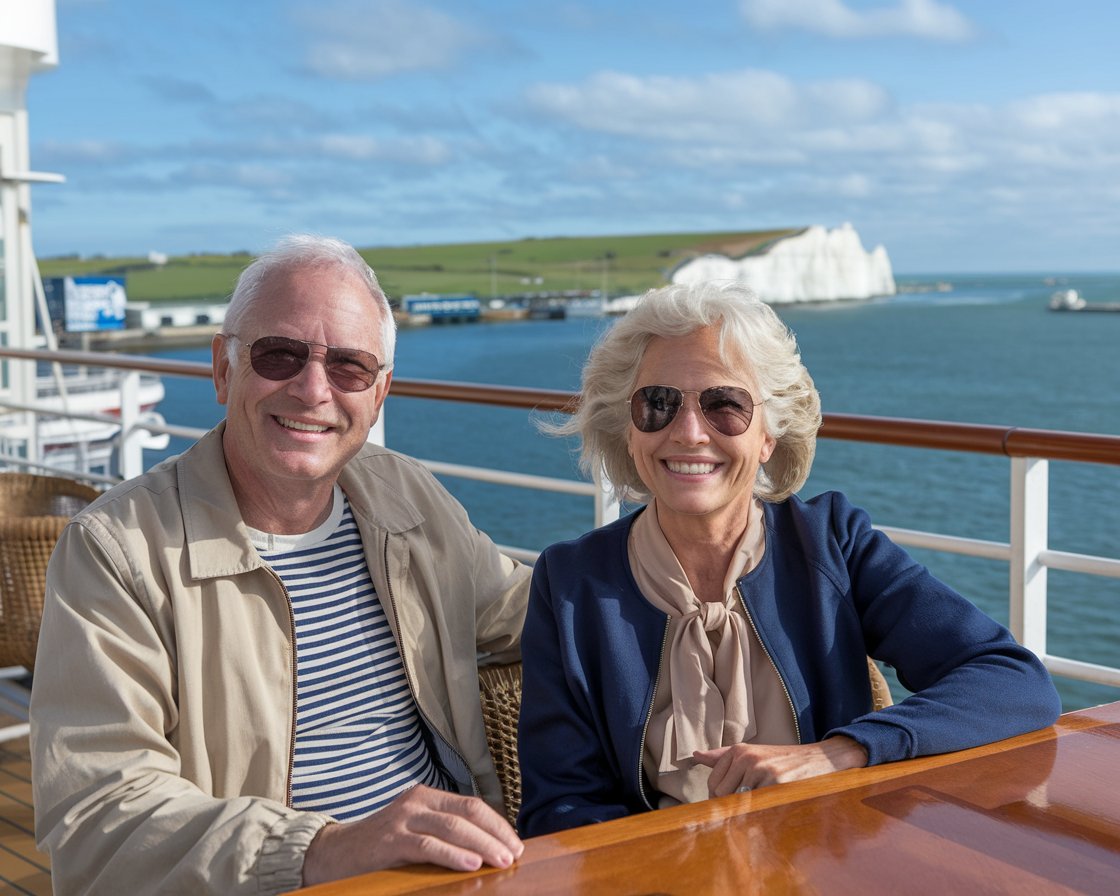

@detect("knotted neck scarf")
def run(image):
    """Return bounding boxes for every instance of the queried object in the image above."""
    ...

[630,499,793,804]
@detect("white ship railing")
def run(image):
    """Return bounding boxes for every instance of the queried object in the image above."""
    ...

[1,345,1118,695]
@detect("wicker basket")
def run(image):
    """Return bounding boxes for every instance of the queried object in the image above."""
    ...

[0,473,101,671]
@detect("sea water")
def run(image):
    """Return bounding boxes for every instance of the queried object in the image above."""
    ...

[146,273,1120,710]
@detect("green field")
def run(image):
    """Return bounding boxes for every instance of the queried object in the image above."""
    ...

[38,228,799,306]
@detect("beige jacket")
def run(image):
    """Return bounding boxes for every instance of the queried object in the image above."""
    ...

[30,425,531,895]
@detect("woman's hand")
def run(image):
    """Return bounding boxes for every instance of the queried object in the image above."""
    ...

[692,736,869,798]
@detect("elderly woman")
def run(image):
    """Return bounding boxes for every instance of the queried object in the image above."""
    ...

[517,282,1061,837]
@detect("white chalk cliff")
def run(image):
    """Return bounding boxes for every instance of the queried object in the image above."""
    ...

[670,223,895,303]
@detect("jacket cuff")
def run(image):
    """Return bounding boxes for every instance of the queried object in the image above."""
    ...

[827,715,916,766]
[256,811,334,896]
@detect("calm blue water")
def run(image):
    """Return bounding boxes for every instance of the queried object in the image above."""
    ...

[144,274,1120,711]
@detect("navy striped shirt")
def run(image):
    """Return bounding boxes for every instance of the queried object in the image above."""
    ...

[252,488,453,820]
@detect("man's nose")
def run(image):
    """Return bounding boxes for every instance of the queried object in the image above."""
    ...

[288,350,334,399]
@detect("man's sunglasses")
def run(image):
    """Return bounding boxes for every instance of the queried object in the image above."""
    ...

[223,334,384,393]
[628,385,761,437]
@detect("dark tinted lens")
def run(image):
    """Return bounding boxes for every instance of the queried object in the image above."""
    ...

[246,337,379,392]
[323,348,378,392]
[698,386,755,436]
[249,337,310,381]
[630,385,756,435]
[631,386,683,432]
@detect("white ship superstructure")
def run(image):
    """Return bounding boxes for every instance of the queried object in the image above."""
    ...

[1,1,166,476]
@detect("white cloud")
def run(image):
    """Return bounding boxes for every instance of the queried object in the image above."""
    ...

[180,162,294,192]
[294,0,487,80]
[524,69,890,140]
[519,58,1120,241]
[1008,91,1120,132]
[569,154,641,180]
[313,134,451,164]
[209,97,333,131]
[36,139,135,164]
[835,172,872,197]
[739,0,976,41]
[525,60,1120,178]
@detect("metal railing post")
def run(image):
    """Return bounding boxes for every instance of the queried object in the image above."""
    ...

[27,411,40,466]
[1009,456,1049,659]
[368,405,386,446]
[594,469,621,529]
[117,371,144,479]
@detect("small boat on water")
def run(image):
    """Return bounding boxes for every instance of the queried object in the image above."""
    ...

[1048,288,1120,312]
[1049,289,1086,311]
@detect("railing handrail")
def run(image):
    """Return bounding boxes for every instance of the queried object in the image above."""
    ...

[0,346,214,379]
[820,414,1120,465]
[4,345,1119,465]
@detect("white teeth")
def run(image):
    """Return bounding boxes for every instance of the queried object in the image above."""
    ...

[278,417,329,432]
[666,460,716,475]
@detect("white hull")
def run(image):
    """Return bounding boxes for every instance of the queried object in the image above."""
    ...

[0,370,168,474]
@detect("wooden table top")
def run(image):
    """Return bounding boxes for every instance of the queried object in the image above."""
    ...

[295,701,1120,895]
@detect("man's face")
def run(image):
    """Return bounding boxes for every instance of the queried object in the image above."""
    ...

[213,263,391,499]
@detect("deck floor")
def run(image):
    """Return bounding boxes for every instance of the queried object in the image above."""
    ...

[0,717,50,896]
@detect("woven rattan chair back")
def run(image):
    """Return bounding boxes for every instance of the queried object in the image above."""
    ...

[0,473,101,671]
[477,661,523,826]
[867,657,895,711]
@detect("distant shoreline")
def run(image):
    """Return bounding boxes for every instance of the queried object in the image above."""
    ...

[60,309,501,353]
[62,324,221,353]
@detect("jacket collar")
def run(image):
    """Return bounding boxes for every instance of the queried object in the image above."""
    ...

[178,423,424,581]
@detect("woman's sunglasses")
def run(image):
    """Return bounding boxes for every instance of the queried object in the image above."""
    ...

[628,385,760,437]
[224,334,383,393]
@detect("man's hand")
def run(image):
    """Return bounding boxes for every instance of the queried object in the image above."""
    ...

[692,736,869,798]
[301,785,524,886]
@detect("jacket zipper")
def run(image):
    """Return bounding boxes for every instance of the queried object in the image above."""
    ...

[636,616,671,810]
[264,566,299,808]
[380,531,479,796]
[736,583,801,745]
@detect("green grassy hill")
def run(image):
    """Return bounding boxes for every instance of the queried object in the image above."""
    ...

[38,228,798,305]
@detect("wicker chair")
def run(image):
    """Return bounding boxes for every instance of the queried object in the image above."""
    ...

[478,661,523,826]
[868,657,895,711]
[0,473,101,673]
[479,656,893,826]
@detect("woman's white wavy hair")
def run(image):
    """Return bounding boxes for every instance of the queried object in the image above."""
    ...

[551,281,821,503]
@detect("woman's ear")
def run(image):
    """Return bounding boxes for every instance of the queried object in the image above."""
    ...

[760,432,776,464]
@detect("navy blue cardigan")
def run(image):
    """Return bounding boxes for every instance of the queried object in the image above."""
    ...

[517,492,1061,836]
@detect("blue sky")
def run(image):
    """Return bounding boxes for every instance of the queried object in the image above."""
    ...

[24,0,1120,272]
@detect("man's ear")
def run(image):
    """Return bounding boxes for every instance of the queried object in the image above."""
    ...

[212,335,231,405]
[370,369,393,424]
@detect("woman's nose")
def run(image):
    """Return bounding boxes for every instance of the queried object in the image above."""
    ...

[668,396,709,442]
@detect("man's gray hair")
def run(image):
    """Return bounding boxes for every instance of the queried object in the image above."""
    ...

[223,234,397,367]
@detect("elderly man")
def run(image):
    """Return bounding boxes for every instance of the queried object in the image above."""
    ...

[30,235,530,894]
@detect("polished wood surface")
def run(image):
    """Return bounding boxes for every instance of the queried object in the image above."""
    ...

[294,702,1120,895]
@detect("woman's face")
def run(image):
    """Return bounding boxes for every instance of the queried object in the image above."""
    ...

[627,326,776,536]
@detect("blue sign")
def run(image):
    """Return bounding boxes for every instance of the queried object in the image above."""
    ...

[43,276,128,332]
